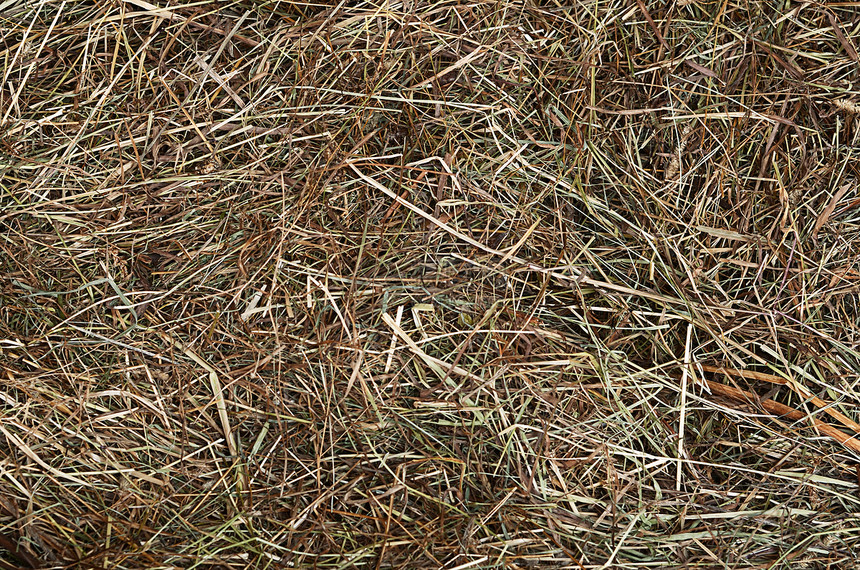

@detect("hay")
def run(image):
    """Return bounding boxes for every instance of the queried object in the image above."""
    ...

[2,1,860,567]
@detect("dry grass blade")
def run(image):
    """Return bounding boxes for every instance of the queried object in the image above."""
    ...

[706,380,860,454]
[701,364,860,437]
[2,1,860,568]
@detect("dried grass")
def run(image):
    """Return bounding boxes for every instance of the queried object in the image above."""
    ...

[2,1,860,568]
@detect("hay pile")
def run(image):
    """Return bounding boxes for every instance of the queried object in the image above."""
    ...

[2,1,859,567]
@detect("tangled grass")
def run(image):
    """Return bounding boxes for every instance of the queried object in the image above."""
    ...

[2,1,860,568]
